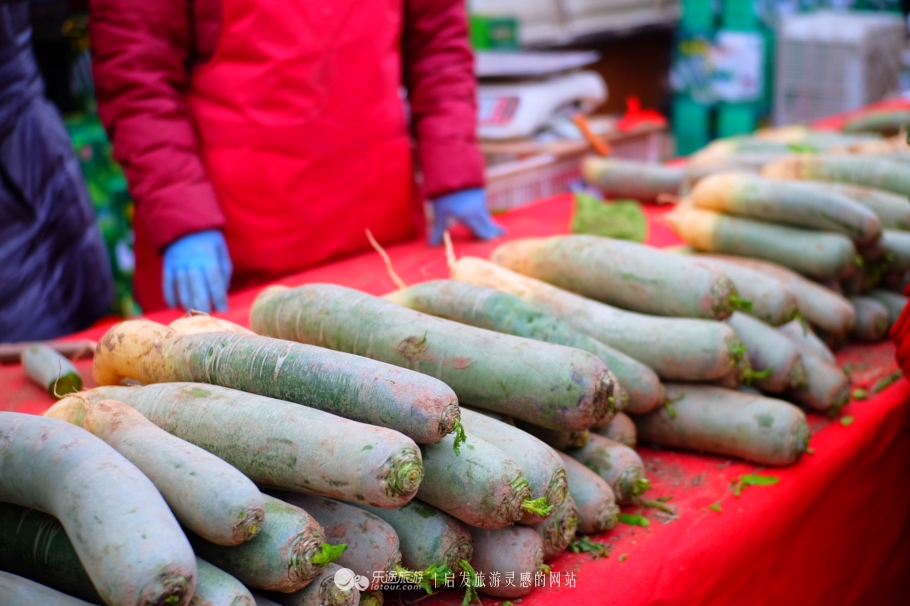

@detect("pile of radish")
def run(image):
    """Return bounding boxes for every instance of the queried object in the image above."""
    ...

[4,121,908,606]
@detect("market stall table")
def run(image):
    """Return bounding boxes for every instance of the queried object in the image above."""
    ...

[2,195,909,605]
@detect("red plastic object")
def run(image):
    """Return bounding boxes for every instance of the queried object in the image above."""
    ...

[617,96,668,132]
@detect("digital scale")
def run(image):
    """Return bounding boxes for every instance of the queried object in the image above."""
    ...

[475,50,608,140]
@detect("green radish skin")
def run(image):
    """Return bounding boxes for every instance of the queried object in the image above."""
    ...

[668,204,860,281]
[848,296,890,342]
[725,312,806,393]
[448,256,747,384]
[789,358,850,414]
[557,452,619,534]
[881,230,910,271]
[682,255,799,326]
[692,254,857,336]
[263,564,359,606]
[75,399,265,546]
[634,384,809,466]
[251,285,613,431]
[533,494,578,560]
[565,433,649,504]
[777,320,835,364]
[93,319,457,444]
[459,408,568,525]
[0,503,102,602]
[417,430,532,529]
[269,493,401,590]
[762,154,910,195]
[348,500,472,573]
[194,558,256,606]
[593,411,637,448]
[385,280,664,414]
[190,495,327,593]
[691,172,882,243]
[777,334,850,413]
[468,526,545,599]
[21,345,82,397]
[801,182,910,230]
[0,412,196,606]
[867,289,909,325]
[581,155,685,199]
[54,384,423,509]
[0,571,94,606]
[492,235,739,320]
[358,591,384,606]
[841,109,910,134]
[514,422,589,449]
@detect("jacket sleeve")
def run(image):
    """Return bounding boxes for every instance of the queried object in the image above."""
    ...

[402,0,485,200]
[90,0,225,251]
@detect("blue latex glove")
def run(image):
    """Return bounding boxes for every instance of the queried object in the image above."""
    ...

[429,188,505,246]
[162,229,232,313]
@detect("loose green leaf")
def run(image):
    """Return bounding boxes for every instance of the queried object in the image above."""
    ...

[656,495,673,502]
[852,388,867,400]
[571,192,648,242]
[458,559,482,606]
[618,554,628,562]
[451,418,467,455]
[708,501,722,512]
[787,143,818,154]
[619,513,650,527]
[872,370,903,394]
[632,497,676,515]
[165,597,179,605]
[521,496,554,517]
[732,473,779,497]
[743,367,774,384]
[538,563,551,574]
[569,536,610,558]
[665,402,676,419]
[840,416,855,426]
[729,295,753,313]
[312,542,347,565]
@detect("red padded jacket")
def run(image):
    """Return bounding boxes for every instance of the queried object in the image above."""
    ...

[90,0,484,254]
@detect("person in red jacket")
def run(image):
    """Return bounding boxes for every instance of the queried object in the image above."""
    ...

[90,0,503,313]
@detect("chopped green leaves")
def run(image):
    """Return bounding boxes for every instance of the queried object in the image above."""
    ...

[708,501,722,512]
[729,295,753,313]
[852,388,867,400]
[872,370,903,394]
[665,402,677,420]
[458,559,481,606]
[538,563,551,574]
[569,536,610,558]
[618,554,628,562]
[521,497,554,517]
[619,513,650,527]
[840,416,855,426]
[632,497,676,515]
[571,192,648,242]
[743,367,774,384]
[312,542,347,565]
[732,473,779,497]
[451,418,467,455]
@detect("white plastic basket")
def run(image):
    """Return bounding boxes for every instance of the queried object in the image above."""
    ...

[774,10,906,126]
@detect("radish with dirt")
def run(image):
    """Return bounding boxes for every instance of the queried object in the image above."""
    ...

[250,284,614,431]
[725,312,806,393]
[459,407,568,524]
[564,433,649,504]
[45,383,423,509]
[468,525,545,599]
[0,412,196,606]
[634,384,809,465]
[533,494,578,560]
[593,411,637,448]
[92,319,458,444]
[557,452,619,534]
[491,235,740,320]
[445,255,749,384]
[384,278,669,414]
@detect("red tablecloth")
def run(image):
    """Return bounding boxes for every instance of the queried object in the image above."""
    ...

[2,195,909,605]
